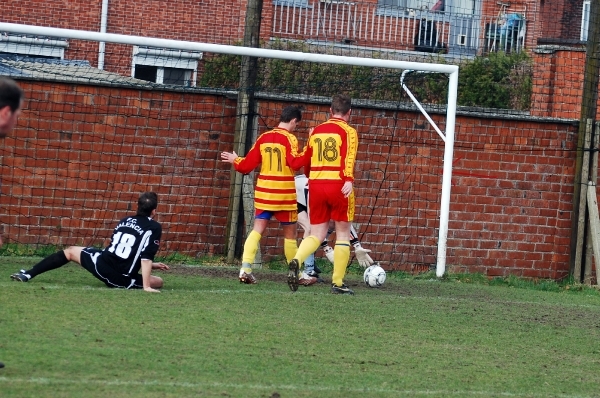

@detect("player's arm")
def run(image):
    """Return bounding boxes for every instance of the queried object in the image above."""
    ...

[141,259,160,293]
[221,137,263,174]
[287,143,310,172]
[140,224,164,292]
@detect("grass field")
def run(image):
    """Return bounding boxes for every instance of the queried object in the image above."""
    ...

[2,256,600,397]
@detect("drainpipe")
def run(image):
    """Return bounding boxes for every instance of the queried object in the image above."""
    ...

[98,0,109,69]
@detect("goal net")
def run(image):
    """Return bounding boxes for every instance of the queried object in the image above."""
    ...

[0,23,457,276]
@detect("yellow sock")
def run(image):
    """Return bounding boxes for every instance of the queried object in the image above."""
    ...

[284,238,298,264]
[295,235,321,264]
[332,241,350,287]
[242,230,262,267]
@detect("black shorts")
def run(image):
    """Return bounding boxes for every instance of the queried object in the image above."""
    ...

[80,248,143,289]
[297,202,307,214]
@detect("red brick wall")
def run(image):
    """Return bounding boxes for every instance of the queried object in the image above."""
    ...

[0,79,578,280]
[1,0,250,72]
[531,47,591,120]
[1,80,237,254]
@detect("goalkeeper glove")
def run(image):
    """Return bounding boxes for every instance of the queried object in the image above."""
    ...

[354,245,374,268]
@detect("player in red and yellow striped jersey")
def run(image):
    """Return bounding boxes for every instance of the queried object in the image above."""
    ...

[287,94,358,294]
[221,106,316,286]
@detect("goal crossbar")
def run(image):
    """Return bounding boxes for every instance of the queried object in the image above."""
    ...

[0,22,458,277]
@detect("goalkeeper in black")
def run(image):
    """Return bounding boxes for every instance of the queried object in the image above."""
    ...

[10,192,169,293]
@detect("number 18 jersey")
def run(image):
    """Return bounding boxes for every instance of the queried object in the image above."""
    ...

[100,215,162,276]
[303,118,358,185]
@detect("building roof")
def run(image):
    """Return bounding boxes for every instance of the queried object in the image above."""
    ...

[0,54,154,88]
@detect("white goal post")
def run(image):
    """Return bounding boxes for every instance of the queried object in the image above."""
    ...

[0,22,459,277]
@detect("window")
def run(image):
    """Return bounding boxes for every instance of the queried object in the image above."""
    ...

[378,0,437,10]
[131,46,202,87]
[581,0,590,41]
[0,34,68,59]
[273,0,309,6]
[377,0,439,16]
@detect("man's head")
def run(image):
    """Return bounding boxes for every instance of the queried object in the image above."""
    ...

[0,77,24,138]
[280,106,302,123]
[137,192,158,217]
[330,94,352,120]
[279,105,302,131]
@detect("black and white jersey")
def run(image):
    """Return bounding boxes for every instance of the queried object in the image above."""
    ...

[295,174,309,207]
[99,215,162,276]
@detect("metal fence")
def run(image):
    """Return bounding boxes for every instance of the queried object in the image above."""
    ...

[271,1,526,56]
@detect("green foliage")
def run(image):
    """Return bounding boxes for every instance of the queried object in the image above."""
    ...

[199,44,533,111]
[198,53,241,89]
[200,41,405,100]
[457,51,532,110]
[0,243,62,258]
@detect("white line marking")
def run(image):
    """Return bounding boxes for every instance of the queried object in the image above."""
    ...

[0,376,592,397]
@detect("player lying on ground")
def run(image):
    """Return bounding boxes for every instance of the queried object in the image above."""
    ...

[10,192,170,293]
[295,174,374,283]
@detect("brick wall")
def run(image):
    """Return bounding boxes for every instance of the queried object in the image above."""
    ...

[0,79,580,280]
[531,46,593,120]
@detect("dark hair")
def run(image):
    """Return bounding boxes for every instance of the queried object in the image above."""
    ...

[0,77,24,112]
[331,94,352,115]
[137,192,158,217]
[280,106,302,123]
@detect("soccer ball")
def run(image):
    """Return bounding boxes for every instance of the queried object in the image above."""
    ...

[363,264,386,288]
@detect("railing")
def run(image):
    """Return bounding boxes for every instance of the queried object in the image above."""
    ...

[271,1,527,56]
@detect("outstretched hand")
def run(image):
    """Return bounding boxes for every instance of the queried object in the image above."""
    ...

[355,247,374,268]
[144,286,162,293]
[221,151,238,164]
[152,262,170,271]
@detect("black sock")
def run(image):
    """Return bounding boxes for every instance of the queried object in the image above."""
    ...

[26,251,69,278]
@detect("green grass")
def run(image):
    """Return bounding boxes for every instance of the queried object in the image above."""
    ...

[2,257,600,397]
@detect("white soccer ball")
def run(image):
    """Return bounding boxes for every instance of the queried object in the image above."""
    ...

[363,264,386,288]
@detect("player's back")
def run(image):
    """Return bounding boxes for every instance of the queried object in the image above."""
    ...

[307,118,357,183]
[101,215,162,275]
[256,128,298,178]
[252,128,299,211]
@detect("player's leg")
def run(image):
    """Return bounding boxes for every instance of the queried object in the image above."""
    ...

[10,246,83,282]
[297,210,315,272]
[331,220,351,285]
[330,189,355,295]
[294,182,330,263]
[288,184,330,291]
[281,220,317,286]
[239,215,269,284]
[281,222,298,263]
[148,274,164,289]
[64,246,84,263]
[287,221,328,291]
[277,210,299,264]
[284,217,318,286]
[297,222,328,261]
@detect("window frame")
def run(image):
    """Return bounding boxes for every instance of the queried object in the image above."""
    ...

[581,0,590,41]
[273,0,310,7]
[0,34,68,59]
[131,46,202,87]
